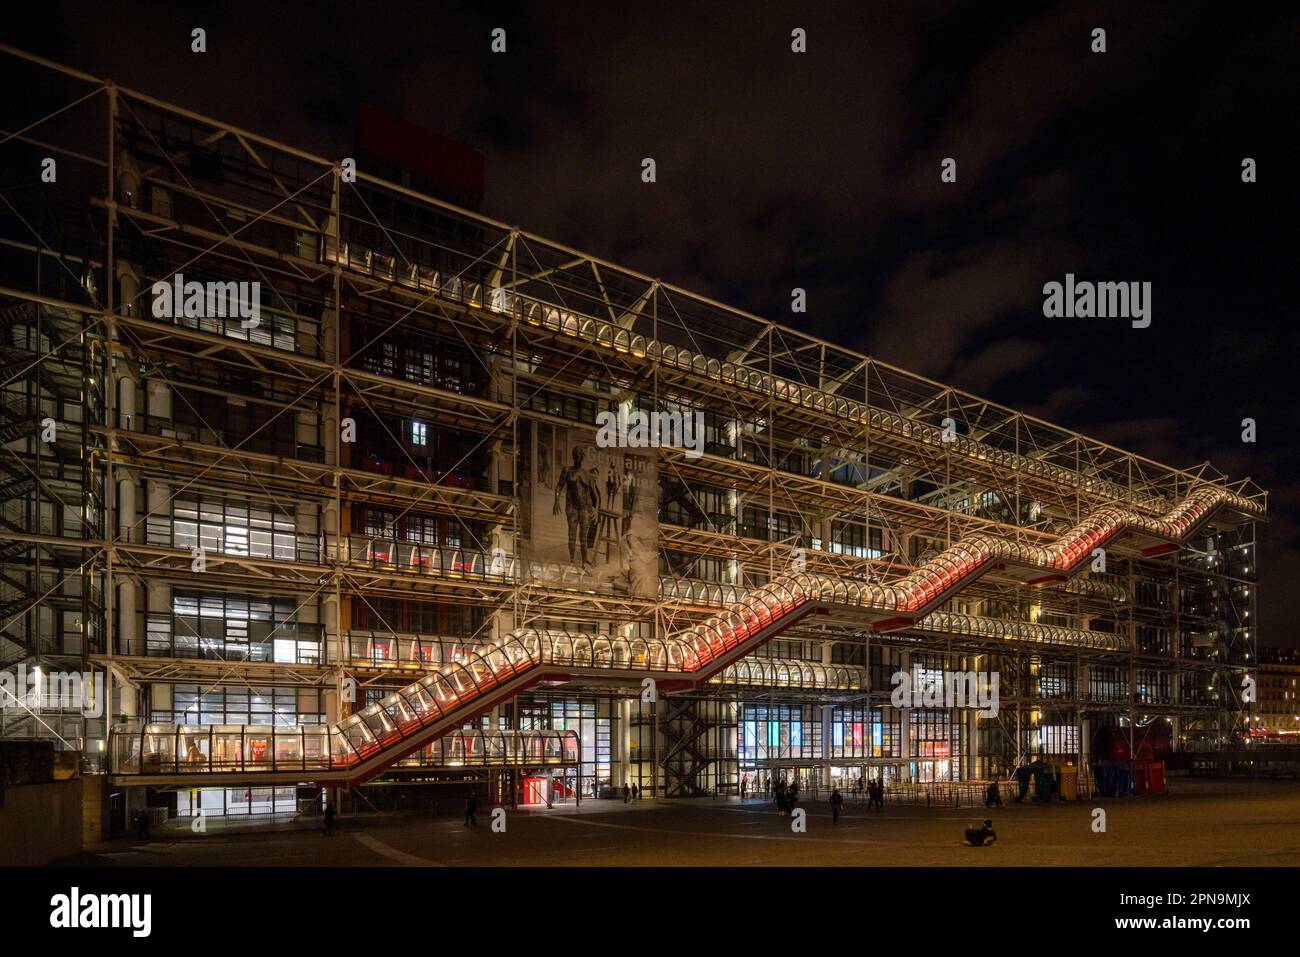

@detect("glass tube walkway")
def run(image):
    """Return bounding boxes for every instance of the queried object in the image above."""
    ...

[107,484,1255,786]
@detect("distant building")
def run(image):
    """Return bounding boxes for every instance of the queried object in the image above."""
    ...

[355,105,485,209]
[1255,649,1300,737]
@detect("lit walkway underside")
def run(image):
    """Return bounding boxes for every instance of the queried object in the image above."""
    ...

[109,728,580,787]
[108,485,1258,787]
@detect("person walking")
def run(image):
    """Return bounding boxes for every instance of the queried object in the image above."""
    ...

[740,775,748,800]
[136,810,151,840]
[830,787,844,824]
[623,783,631,804]
[985,780,1003,807]
[632,783,639,801]
[1014,765,1031,803]
[323,803,337,836]
[464,793,479,826]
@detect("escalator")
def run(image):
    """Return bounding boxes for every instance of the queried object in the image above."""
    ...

[108,483,1259,786]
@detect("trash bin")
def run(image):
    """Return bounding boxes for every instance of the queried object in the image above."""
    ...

[1093,760,1133,797]
[1148,761,1166,795]
[1033,766,1053,802]
[1058,764,1078,801]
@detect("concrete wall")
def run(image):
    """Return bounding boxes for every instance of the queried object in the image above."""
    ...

[82,775,108,846]
[0,739,55,785]
[0,778,84,865]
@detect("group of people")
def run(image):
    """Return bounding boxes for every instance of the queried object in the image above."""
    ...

[740,773,888,815]
[859,777,886,811]
[1013,763,1067,803]
[772,778,801,814]
[622,783,641,803]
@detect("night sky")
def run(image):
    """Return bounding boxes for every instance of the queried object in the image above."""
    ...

[6,1,1298,642]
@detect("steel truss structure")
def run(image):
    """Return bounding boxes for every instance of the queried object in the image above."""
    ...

[0,46,1264,807]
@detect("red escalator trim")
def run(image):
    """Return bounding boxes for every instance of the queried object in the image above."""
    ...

[1141,543,1180,557]
[346,672,549,786]
[132,484,1259,787]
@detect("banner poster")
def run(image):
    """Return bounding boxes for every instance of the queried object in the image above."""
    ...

[518,419,658,598]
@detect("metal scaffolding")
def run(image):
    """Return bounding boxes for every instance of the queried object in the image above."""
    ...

[0,45,1265,803]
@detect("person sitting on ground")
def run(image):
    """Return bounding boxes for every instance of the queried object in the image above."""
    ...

[964,819,997,847]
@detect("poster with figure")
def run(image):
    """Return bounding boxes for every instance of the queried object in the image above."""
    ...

[519,419,657,597]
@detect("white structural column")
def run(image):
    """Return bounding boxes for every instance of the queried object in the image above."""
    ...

[965,653,981,779]
[114,351,140,653]
[113,260,142,727]
[1077,660,1091,770]
[320,301,342,682]
[899,710,912,782]
[967,709,980,779]
[615,698,632,790]
[820,703,832,788]
[897,649,912,782]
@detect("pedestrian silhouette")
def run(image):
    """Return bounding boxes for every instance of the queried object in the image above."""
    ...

[965,819,997,846]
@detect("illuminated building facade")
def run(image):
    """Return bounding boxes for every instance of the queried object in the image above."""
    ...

[0,51,1266,822]
[1255,649,1300,739]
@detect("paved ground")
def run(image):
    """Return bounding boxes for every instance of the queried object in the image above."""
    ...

[77,778,1300,867]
